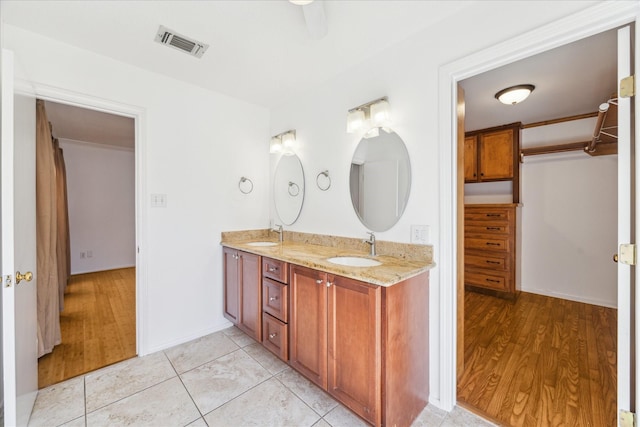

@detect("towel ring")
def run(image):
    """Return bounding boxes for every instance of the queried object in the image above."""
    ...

[288,181,300,197]
[239,177,253,194]
[316,170,331,191]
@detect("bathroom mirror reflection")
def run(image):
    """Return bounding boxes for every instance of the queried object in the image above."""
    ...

[349,128,411,231]
[274,154,305,225]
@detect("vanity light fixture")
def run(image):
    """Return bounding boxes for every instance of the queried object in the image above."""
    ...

[495,84,535,105]
[346,96,391,134]
[270,130,297,155]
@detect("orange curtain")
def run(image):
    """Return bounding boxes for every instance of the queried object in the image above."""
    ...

[35,100,70,357]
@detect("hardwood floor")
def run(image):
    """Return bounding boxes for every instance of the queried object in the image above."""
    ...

[38,268,136,389]
[457,291,617,427]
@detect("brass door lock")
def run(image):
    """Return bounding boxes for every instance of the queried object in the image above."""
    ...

[15,271,33,284]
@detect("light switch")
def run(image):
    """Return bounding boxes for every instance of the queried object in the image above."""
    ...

[151,194,167,208]
[410,225,430,244]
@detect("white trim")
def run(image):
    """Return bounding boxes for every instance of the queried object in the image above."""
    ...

[521,288,617,309]
[437,1,639,412]
[143,320,233,355]
[57,137,135,153]
[70,264,137,276]
[30,82,149,357]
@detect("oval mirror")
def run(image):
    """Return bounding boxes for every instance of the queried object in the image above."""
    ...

[274,154,305,225]
[349,128,411,231]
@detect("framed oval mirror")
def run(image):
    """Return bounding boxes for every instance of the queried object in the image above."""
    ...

[349,128,411,231]
[274,154,305,225]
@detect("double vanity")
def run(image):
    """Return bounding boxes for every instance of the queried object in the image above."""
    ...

[221,229,434,427]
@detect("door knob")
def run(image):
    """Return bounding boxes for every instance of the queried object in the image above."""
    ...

[613,253,619,263]
[16,271,33,284]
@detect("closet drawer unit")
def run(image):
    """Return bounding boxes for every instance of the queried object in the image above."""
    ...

[262,313,288,361]
[465,269,510,292]
[465,208,513,222]
[465,236,510,252]
[263,277,288,323]
[465,223,510,236]
[465,252,510,271]
[263,257,288,283]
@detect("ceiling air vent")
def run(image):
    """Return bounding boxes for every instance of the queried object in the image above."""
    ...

[155,25,209,58]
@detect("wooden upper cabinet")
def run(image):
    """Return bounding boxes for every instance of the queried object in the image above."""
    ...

[479,129,514,180]
[464,135,478,182]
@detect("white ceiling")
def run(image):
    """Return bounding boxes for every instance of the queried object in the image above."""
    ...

[2,1,618,147]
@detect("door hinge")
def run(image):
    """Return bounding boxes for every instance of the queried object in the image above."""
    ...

[620,409,636,427]
[619,244,637,265]
[4,274,12,288]
[620,75,635,98]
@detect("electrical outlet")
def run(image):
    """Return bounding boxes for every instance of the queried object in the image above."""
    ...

[410,225,430,244]
[87,250,93,258]
[151,194,167,208]
[80,252,86,259]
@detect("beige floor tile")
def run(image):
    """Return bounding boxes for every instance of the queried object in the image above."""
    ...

[164,331,239,373]
[440,406,497,427]
[60,416,86,427]
[180,349,271,414]
[323,404,369,427]
[186,417,208,427]
[86,377,200,427]
[313,419,332,427]
[222,326,256,347]
[85,352,176,412]
[276,368,338,416]
[29,376,85,427]
[243,342,289,375]
[204,378,320,426]
[410,404,447,426]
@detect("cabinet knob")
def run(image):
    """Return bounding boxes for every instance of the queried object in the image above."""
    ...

[269,296,278,301]
[268,266,277,272]
[316,279,323,284]
[326,281,332,287]
[269,332,278,339]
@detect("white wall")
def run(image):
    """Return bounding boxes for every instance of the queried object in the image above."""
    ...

[59,139,136,275]
[3,24,271,355]
[520,120,617,307]
[268,1,601,407]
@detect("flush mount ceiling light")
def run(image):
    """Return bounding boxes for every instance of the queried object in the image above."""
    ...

[270,130,297,155]
[495,84,535,105]
[289,0,314,4]
[346,97,391,134]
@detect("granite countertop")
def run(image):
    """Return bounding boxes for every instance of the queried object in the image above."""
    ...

[221,230,435,287]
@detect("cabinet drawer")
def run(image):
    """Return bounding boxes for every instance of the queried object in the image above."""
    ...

[465,252,509,271]
[263,257,288,283]
[263,277,288,323]
[262,313,288,361]
[465,269,510,292]
[465,223,510,235]
[465,237,510,252]
[465,208,513,222]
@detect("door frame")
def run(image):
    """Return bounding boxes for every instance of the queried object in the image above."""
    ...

[28,82,148,357]
[436,1,639,412]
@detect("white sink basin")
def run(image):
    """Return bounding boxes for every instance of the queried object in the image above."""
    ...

[246,241,279,247]
[327,256,382,267]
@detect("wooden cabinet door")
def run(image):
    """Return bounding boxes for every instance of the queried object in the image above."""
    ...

[479,129,514,180]
[289,265,327,389]
[223,247,239,323]
[464,135,478,182]
[327,275,381,425]
[238,251,262,341]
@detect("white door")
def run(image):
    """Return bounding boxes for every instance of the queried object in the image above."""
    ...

[1,48,38,426]
[617,24,637,423]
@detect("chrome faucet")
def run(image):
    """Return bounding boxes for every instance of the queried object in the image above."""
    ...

[363,232,376,256]
[271,224,283,243]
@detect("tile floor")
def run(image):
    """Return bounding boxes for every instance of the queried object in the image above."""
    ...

[28,327,496,427]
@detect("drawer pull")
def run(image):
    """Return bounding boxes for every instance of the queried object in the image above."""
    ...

[269,332,278,339]
[486,260,501,265]
[486,279,501,283]
[486,213,501,217]
[316,279,323,285]
[268,266,278,272]
[486,227,501,231]
[269,296,279,301]
[486,242,501,246]
[326,281,332,288]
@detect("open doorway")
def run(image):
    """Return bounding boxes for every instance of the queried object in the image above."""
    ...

[36,100,137,388]
[456,28,619,425]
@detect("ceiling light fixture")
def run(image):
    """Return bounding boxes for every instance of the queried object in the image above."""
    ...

[346,97,391,135]
[495,84,535,105]
[270,130,297,155]
[289,0,314,5]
